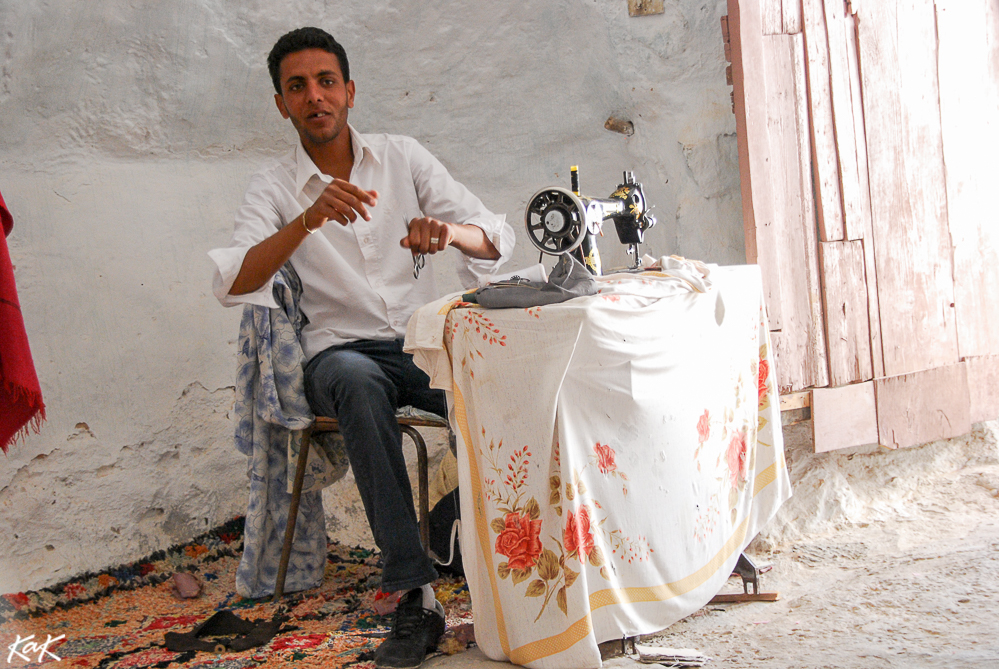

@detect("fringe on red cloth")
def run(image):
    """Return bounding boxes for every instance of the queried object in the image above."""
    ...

[0,190,45,454]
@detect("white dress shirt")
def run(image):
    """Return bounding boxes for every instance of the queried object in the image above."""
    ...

[209,125,514,360]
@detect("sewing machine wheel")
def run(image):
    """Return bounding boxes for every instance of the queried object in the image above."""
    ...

[525,187,586,255]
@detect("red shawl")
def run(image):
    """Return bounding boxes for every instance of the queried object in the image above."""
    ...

[0,190,45,453]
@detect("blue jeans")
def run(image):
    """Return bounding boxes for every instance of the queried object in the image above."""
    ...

[303,338,444,591]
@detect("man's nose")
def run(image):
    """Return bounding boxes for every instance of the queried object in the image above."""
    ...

[305,81,324,103]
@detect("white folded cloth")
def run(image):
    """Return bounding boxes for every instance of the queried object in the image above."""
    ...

[635,644,710,666]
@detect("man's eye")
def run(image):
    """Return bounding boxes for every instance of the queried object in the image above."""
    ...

[322,79,335,86]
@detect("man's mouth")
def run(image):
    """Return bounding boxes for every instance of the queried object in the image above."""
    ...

[308,111,330,120]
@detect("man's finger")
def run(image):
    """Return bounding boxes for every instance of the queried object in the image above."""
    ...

[320,179,377,221]
[430,218,451,254]
[322,189,366,222]
[332,196,360,223]
[314,197,353,225]
[401,219,420,252]
[436,224,451,251]
[419,218,436,254]
[331,178,378,206]
[408,217,426,253]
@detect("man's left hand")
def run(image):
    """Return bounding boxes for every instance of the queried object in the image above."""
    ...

[401,217,454,255]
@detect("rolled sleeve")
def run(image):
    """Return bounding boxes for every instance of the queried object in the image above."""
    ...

[207,170,286,309]
[457,214,515,288]
[208,245,279,309]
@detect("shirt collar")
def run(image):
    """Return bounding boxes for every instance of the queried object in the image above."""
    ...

[293,124,380,196]
[349,125,381,169]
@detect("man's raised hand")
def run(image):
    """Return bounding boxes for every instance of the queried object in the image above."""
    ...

[307,178,378,228]
[401,217,455,255]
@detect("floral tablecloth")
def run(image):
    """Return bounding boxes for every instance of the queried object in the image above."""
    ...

[405,264,791,669]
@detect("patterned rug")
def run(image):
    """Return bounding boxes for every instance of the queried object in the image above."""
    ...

[0,518,473,668]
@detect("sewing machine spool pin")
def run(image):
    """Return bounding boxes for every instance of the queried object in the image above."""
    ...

[525,167,658,274]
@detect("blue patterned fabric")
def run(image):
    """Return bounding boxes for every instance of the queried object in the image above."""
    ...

[232,264,346,599]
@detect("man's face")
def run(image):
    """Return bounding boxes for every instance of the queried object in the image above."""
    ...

[274,48,355,149]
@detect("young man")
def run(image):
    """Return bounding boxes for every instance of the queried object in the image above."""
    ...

[209,27,514,669]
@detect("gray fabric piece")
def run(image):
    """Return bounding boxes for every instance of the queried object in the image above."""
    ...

[470,254,597,308]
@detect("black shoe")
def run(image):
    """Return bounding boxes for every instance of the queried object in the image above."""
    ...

[374,588,446,669]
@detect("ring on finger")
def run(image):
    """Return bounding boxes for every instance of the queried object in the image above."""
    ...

[429,237,439,244]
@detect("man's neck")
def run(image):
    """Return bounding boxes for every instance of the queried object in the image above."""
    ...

[302,126,354,181]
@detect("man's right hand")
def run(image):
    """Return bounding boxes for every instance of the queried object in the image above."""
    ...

[230,179,378,296]
[306,178,378,228]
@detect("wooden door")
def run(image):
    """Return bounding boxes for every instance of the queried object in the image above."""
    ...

[725,0,999,451]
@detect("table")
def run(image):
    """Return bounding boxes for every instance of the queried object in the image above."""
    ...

[405,264,791,669]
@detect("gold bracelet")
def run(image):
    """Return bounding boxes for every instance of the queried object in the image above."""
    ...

[301,211,319,234]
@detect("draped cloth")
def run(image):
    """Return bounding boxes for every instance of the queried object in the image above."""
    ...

[233,264,348,599]
[405,263,791,669]
[0,190,45,453]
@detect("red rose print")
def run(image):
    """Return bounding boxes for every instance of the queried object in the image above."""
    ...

[726,430,748,488]
[697,410,710,443]
[594,442,617,474]
[563,506,595,560]
[758,359,769,401]
[495,512,543,570]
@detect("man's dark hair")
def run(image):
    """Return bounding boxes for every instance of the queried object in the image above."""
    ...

[267,27,350,95]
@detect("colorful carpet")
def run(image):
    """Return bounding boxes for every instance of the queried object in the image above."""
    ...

[0,518,473,668]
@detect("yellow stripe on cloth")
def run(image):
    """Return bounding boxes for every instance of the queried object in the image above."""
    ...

[508,516,751,665]
[754,457,781,496]
[452,385,511,656]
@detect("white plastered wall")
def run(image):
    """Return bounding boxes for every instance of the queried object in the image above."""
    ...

[0,0,743,592]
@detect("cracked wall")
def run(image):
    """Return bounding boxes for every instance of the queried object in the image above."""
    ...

[0,0,743,592]
[0,384,245,592]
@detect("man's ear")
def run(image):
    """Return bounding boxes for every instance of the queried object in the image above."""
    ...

[275,93,290,119]
[346,80,355,109]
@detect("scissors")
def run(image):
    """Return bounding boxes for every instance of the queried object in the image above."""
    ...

[405,215,427,279]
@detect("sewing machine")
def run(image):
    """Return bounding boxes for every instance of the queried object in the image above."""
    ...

[524,167,658,273]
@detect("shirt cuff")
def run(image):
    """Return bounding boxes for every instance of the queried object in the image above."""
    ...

[208,246,280,309]
[453,216,512,289]
[470,213,515,260]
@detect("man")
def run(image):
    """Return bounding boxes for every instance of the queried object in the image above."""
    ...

[209,27,514,669]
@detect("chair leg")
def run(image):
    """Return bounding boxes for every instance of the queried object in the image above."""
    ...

[400,425,430,553]
[273,427,312,603]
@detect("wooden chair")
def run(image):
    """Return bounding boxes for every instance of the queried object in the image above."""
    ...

[272,413,455,601]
